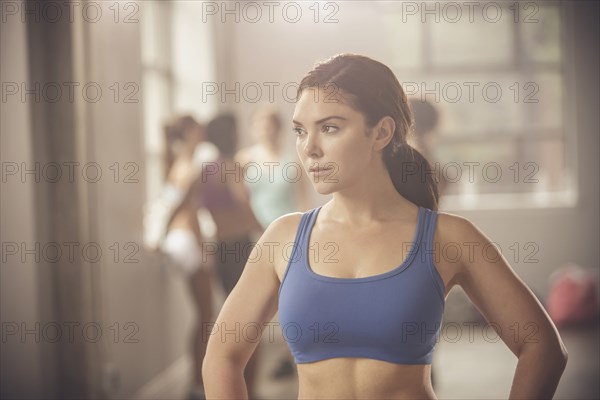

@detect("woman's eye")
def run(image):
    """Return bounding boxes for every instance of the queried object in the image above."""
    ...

[292,127,304,136]
[322,125,338,134]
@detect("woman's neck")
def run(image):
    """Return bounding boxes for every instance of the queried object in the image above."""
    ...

[328,164,412,225]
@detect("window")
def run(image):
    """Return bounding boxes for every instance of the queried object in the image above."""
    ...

[140,1,217,204]
[140,1,174,204]
[383,1,576,210]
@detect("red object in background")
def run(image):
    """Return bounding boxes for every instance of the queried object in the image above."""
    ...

[546,264,600,327]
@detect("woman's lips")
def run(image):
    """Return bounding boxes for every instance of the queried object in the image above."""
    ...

[309,167,334,176]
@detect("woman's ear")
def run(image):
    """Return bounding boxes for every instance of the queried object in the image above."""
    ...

[373,116,396,152]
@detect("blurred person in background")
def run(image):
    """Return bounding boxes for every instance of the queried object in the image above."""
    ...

[197,114,265,399]
[159,115,216,400]
[236,104,310,227]
[407,98,449,197]
[235,105,310,380]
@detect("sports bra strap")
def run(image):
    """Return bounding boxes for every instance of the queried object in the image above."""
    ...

[418,207,438,262]
[424,208,437,243]
[291,209,313,259]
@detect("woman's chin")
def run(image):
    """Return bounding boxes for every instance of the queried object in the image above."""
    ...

[312,183,337,195]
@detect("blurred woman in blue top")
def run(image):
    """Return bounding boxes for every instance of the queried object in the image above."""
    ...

[236,105,310,229]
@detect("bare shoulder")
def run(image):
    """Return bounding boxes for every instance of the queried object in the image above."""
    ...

[269,211,304,231]
[435,210,492,251]
[430,210,476,291]
[263,211,304,248]
[434,210,474,240]
[260,211,305,282]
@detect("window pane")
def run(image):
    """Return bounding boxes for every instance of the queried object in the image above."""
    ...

[520,138,566,193]
[430,6,514,67]
[521,4,562,64]
[429,137,567,198]
[383,13,422,69]
[142,72,171,154]
[140,1,171,70]
[172,1,217,120]
[405,72,525,136]
[434,140,521,196]
[520,71,563,130]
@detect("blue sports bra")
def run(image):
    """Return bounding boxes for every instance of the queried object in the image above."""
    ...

[278,205,445,365]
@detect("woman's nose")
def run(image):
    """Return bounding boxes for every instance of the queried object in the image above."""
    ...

[303,131,322,158]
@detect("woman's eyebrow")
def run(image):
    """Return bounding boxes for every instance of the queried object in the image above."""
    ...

[292,116,347,126]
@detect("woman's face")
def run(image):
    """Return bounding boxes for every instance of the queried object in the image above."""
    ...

[292,87,381,195]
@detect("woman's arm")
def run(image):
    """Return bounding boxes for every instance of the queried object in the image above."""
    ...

[202,214,294,399]
[446,214,568,399]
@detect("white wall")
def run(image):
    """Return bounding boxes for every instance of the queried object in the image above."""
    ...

[0,3,200,397]
[82,10,195,398]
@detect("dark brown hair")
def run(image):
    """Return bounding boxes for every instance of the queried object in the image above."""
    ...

[206,113,238,157]
[297,53,439,211]
[163,115,199,178]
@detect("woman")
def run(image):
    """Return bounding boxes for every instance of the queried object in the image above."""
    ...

[202,54,568,399]
[159,115,215,400]
[236,104,310,228]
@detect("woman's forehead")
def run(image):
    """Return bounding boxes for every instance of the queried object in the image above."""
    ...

[294,88,358,122]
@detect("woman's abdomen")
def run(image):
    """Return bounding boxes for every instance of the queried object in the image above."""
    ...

[296,358,436,399]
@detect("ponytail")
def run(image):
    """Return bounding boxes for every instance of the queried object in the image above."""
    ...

[383,143,439,211]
